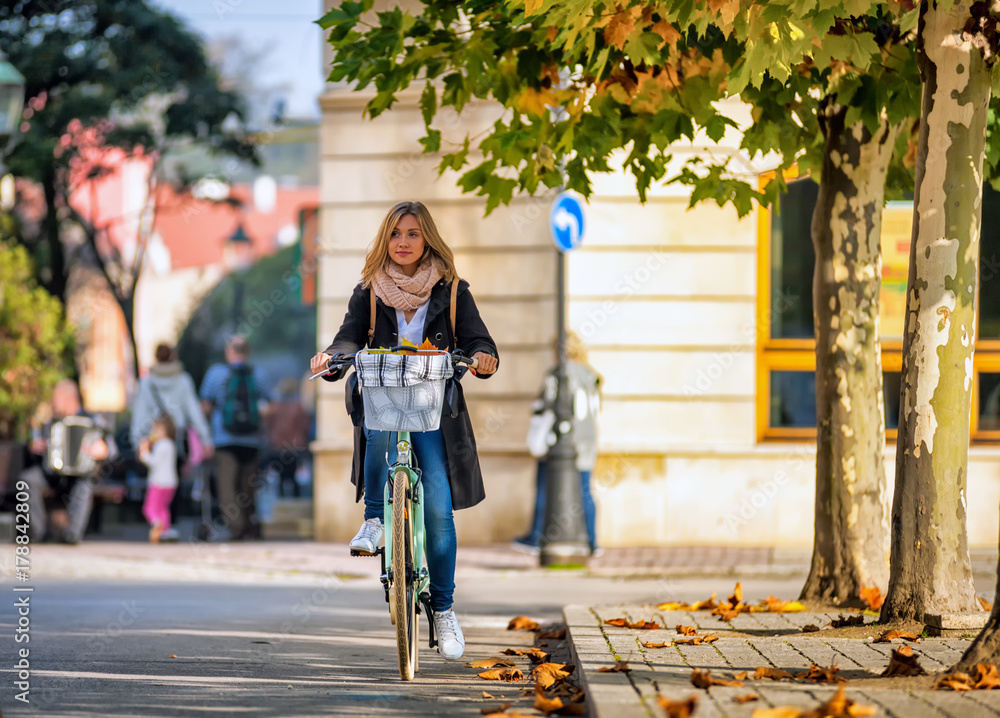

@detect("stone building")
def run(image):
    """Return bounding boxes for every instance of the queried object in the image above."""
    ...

[314,1,1000,548]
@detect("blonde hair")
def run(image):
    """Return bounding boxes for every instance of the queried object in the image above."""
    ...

[361,201,458,287]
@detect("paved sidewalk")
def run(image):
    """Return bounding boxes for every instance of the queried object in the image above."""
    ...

[566,603,1000,718]
[9,541,805,584]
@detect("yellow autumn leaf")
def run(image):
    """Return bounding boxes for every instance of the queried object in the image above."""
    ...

[523,0,543,14]
[517,87,555,116]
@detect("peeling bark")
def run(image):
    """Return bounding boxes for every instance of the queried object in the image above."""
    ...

[881,0,986,624]
[800,105,897,605]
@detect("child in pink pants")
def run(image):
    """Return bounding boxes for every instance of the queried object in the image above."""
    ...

[140,415,178,543]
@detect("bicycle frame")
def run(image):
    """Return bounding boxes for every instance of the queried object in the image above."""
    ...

[379,429,435,648]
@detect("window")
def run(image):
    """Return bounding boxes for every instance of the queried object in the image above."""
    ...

[758,178,1000,443]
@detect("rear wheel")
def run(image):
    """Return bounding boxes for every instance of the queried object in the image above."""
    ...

[391,469,418,680]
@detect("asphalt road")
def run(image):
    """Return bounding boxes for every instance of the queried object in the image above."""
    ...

[0,569,810,717]
[7,563,989,717]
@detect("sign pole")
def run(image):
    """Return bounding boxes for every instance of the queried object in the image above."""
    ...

[540,194,590,567]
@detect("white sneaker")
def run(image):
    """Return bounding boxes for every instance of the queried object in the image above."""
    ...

[349,517,383,555]
[433,608,465,661]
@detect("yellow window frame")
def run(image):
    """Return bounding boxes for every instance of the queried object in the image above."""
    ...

[756,174,1000,444]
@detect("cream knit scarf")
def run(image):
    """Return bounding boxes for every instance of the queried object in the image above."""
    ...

[372,254,445,311]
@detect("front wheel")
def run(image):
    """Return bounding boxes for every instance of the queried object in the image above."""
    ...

[391,469,418,680]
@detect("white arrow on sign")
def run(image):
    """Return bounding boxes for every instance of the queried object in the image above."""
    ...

[553,206,580,246]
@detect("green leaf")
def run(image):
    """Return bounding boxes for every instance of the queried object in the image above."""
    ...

[420,82,437,127]
[316,1,370,29]
[420,129,442,153]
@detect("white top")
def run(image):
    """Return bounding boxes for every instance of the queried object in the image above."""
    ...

[396,302,429,347]
[140,438,178,490]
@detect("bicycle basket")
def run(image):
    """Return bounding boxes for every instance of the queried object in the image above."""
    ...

[355,350,454,432]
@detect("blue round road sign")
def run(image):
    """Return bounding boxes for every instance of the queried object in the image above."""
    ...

[550,192,585,252]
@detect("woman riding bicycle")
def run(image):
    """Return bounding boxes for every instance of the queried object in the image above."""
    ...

[310,201,498,662]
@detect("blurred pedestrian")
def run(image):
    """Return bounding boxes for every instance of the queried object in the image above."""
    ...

[513,331,602,556]
[131,343,214,540]
[21,379,116,544]
[139,414,178,543]
[200,335,270,540]
[262,377,310,498]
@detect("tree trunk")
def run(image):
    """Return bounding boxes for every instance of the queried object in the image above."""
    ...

[42,174,66,303]
[880,0,987,624]
[119,291,140,382]
[799,104,898,605]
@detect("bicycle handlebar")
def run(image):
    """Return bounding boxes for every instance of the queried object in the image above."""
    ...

[309,348,478,381]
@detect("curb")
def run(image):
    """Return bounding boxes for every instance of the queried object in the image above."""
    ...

[564,604,655,718]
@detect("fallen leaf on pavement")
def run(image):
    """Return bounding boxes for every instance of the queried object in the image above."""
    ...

[538,628,567,640]
[533,663,573,690]
[502,647,549,663]
[508,616,540,631]
[734,694,759,703]
[169,654,177,659]
[481,704,511,715]
[759,596,808,613]
[631,619,662,630]
[657,602,686,611]
[794,664,845,683]
[817,684,876,716]
[534,689,586,715]
[597,661,630,673]
[734,671,748,680]
[859,587,884,611]
[751,708,803,718]
[979,596,993,612]
[604,617,662,630]
[830,614,865,628]
[710,584,749,622]
[691,668,743,688]
[934,672,975,691]
[479,668,524,682]
[971,663,1000,689]
[658,695,698,718]
[751,685,875,718]
[874,630,920,643]
[691,594,719,610]
[483,713,536,718]
[676,625,697,636]
[469,658,517,668]
[729,582,743,605]
[656,594,718,612]
[481,691,495,699]
[675,635,718,645]
[754,666,795,680]
[935,663,1000,690]
[642,640,673,648]
[881,645,926,677]
[801,624,820,633]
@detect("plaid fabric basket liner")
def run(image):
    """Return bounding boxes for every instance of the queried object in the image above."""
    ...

[355,350,454,388]
[355,351,454,431]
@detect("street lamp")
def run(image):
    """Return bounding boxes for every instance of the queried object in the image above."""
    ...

[0,51,25,198]
[540,192,590,567]
[223,223,254,331]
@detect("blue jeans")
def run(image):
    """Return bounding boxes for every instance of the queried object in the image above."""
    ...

[524,461,597,551]
[363,426,456,612]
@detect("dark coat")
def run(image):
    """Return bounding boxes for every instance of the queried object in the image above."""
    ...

[323,278,499,510]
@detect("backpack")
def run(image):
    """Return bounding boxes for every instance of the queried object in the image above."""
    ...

[222,365,260,435]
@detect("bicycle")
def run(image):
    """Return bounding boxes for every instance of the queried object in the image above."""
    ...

[312,347,477,680]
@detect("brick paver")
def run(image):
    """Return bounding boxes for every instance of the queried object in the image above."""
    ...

[568,604,1000,718]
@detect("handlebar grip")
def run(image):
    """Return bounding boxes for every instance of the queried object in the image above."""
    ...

[469,356,479,370]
